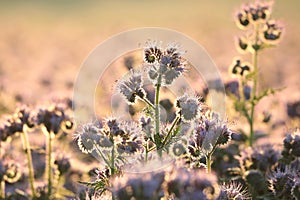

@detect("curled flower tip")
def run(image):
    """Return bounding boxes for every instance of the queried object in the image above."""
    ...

[216,123,232,146]
[146,41,187,86]
[36,104,72,135]
[117,70,146,105]
[161,43,185,68]
[76,123,101,154]
[144,40,163,64]
[14,105,35,129]
[169,138,188,158]
[3,162,22,184]
[249,1,272,23]
[176,94,201,122]
[263,20,284,43]
[236,6,250,29]
[236,36,249,53]
[268,166,299,199]
[54,155,71,175]
[230,58,251,77]
[116,121,144,154]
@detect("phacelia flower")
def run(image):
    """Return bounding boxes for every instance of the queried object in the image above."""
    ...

[287,100,300,119]
[2,161,22,184]
[36,104,73,135]
[168,137,188,158]
[145,42,186,86]
[230,58,251,77]
[263,20,283,42]
[248,2,272,23]
[112,170,165,200]
[176,94,201,122]
[166,166,220,199]
[117,70,146,105]
[281,129,300,164]
[235,1,272,29]
[144,40,163,64]
[0,105,35,141]
[236,144,280,174]
[225,80,251,100]
[218,182,251,200]
[54,154,71,175]
[236,35,249,53]
[268,166,300,200]
[236,7,251,29]
[190,113,231,155]
[76,123,106,154]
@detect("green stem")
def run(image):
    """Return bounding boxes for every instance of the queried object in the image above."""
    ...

[93,141,112,170]
[111,141,115,176]
[45,131,53,198]
[161,116,180,147]
[249,24,259,147]
[154,75,162,149]
[140,97,155,109]
[20,128,36,198]
[205,143,218,174]
[0,180,5,199]
[145,140,149,163]
[206,153,212,174]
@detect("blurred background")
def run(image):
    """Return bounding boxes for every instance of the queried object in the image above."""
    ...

[0,0,299,128]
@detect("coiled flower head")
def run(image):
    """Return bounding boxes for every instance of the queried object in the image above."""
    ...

[229,58,251,77]
[144,40,163,64]
[235,1,272,29]
[236,144,280,174]
[263,20,284,43]
[281,129,300,164]
[76,118,145,166]
[145,41,187,86]
[176,94,201,122]
[0,105,35,141]
[268,166,300,199]
[112,170,165,200]
[190,112,231,155]
[166,166,220,199]
[117,70,146,105]
[36,103,73,135]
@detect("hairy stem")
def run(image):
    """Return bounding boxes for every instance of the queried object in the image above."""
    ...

[206,153,212,174]
[154,75,162,150]
[45,130,53,198]
[140,97,155,109]
[93,141,112,170]
[111,141,115,175]
[161,116,180,147]
[0,180,5,199]
[249,24,259,146]
[20,128,36,198]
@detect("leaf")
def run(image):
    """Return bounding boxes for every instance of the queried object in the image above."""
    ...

[254,87,285,103]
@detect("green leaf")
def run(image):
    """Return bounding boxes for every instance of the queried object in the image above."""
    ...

[254,87,285,103]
